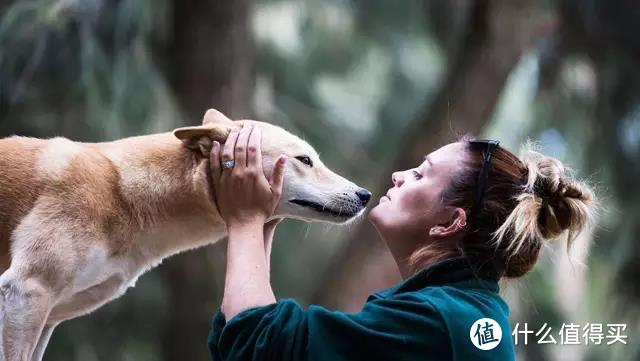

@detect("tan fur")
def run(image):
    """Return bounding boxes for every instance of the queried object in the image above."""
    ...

[0,109,367,361]
[0,137,44,272]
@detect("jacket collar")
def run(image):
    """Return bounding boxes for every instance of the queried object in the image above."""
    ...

[370,256,501,300]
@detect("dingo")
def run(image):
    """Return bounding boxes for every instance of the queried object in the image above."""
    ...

[0,109,370,361]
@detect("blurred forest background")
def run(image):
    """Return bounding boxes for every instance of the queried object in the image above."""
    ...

[1,0,639,360]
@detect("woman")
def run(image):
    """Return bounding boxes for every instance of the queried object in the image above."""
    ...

[206,125,596,361]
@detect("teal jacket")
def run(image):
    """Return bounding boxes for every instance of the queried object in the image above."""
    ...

[208,256,515,361]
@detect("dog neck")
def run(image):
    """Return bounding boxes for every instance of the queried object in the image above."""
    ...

[101,132,225,258]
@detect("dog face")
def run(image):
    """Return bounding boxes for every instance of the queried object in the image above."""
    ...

[174,109,371,224]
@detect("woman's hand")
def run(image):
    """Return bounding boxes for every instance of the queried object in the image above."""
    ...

[210,124,286,320]
[210,124,287,230]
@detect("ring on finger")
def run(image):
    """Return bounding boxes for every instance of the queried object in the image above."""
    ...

[221,160,235,169]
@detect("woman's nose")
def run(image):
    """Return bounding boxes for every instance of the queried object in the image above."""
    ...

[392,172,404,187]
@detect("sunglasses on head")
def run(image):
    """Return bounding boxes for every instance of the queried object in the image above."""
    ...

[468,139,500,216]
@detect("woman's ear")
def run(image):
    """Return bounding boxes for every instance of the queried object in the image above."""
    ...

[428,208,467,239]
[173,109,237,156]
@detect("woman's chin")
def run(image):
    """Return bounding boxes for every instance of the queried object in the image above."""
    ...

[368,206,395,242]
[368,202,386,224]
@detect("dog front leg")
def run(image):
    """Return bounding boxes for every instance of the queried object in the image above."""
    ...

[30,322,58,361]
[0,271,54,361]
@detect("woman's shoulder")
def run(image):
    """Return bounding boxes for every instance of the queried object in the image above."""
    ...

[409,283,515,359]
[377,281,510,336]
[365,279,509,329]
[403,281,510,323]
[368,275,508,317]
[366,282,514,360]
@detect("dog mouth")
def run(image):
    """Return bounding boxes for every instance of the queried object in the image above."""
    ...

[289,199,359,218]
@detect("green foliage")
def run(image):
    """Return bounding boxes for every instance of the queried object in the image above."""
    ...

[0,0,175,139]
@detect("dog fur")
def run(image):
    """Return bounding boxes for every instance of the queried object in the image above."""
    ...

[0,109,368,361]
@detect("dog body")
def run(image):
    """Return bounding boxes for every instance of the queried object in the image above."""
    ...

[0,110,369,361]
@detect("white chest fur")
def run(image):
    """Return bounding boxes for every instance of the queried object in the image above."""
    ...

[48,219,226,323]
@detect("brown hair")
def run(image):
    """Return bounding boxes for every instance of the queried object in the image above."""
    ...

[408,138,598,278]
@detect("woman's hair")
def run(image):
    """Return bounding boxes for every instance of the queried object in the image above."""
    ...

[409,137,598,278]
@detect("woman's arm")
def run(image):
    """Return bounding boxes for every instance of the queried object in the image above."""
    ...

[209,124,287,320]
[263,218,282,275]
[223,222,275,319]
[209,295,451,361]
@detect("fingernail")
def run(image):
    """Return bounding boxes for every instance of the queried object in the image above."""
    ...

[279,157,287,165]
[212,141,219,149]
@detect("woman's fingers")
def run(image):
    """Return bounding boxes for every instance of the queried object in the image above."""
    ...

[210,141,222,181]
[221,127,240,172]
[270,156,287,197]
[234,124,253,169]
[247,126,262,170]
[209,141,223,214]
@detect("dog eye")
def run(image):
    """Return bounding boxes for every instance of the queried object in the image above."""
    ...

[295,156,313,167]
[412,170,423,180]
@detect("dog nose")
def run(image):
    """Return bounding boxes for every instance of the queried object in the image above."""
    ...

[356,188,372,205]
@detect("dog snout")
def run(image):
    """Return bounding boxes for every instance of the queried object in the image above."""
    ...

[355,188,372,206]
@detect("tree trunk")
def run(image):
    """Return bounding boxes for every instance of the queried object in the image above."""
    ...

[161,1,253,360]
[167,0,254,121]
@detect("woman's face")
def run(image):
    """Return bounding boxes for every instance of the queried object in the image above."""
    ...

[369,142,466,243]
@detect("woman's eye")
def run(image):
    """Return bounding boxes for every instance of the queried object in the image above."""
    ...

[295,156,313,167]
[412,170,423,179]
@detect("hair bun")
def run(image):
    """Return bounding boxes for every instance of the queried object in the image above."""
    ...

[532,156,595,241]
[493,146,598,278]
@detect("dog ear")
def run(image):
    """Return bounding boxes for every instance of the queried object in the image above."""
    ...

[174,109,237,157]
[202,108,233,126]
[174,124,234,156]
